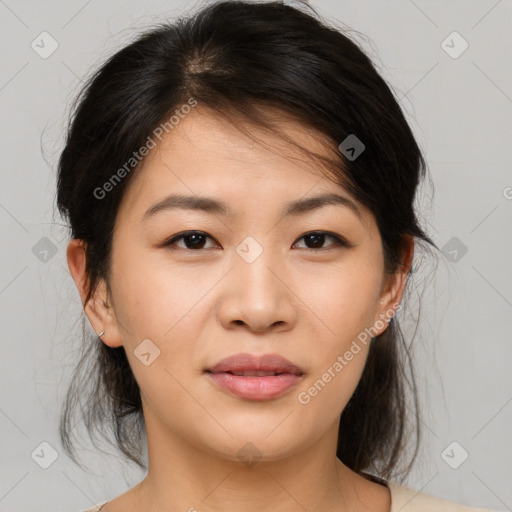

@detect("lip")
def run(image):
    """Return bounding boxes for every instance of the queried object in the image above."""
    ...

[206,353,304,375]
[205,353,304,401]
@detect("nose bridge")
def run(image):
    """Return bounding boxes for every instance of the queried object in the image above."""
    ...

[235,233,283,300]
[220,234,296,331]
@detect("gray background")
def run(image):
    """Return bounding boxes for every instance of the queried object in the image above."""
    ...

[1,0,511,511]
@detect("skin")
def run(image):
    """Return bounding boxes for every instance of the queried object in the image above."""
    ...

[67,106,413,512]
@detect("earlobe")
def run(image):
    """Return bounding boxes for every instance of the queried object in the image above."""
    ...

[86,286,124,348]
[66,239,124,348]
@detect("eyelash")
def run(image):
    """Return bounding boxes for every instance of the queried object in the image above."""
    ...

[162,230,351,252]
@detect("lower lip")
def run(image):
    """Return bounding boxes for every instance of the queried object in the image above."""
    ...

[206,372,303,401]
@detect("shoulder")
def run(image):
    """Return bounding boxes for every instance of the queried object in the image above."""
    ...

[387,481,498,512]
[77,502,108,512]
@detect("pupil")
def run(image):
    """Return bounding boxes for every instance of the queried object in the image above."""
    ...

[307,233,324,249]
[186,234,205,249]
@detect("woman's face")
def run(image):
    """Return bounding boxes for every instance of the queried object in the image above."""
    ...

[81,107,409,463]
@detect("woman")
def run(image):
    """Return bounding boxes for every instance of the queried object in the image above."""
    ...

[57,1,496,510]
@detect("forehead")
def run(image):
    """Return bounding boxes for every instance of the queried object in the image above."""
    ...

[117,106,372,230]
[129,105,336,183]
[156,107,335,173]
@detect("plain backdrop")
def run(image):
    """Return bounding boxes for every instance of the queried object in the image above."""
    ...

[0,1,511,511]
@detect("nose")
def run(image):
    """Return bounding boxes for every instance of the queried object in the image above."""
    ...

[217,249,298,333]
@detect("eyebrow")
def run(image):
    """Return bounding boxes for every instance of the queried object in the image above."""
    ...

[142,192,363,222]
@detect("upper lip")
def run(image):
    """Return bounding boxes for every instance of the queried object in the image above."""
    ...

[206,353,304,376]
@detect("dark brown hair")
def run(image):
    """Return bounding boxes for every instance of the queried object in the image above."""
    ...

[56,0,439,482]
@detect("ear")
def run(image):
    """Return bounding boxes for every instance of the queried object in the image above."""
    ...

[371,234,415,336]
[66,238,123,348]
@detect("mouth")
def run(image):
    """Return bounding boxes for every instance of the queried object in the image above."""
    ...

[207,370,299,377]
[205,371,304,401]
[204,353,304,401]
[205,352,304,376]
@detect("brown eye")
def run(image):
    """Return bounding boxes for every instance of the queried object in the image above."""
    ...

[293,231,349,250]
[164,231,217,250]
[163,230,350,252]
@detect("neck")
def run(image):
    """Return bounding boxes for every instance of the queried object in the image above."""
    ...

[132,414,363,512]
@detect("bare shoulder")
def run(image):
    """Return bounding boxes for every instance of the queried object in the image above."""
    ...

[387,481,498,512]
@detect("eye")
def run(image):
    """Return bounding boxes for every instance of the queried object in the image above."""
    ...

[292,231,350,251]
[163,231,218,250]
[162,230,351,251]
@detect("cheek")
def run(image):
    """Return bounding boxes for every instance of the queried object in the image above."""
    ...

[109,245,207,369]
[110,243,196,336]
[301,258,382,340]
[293,341,370,444]
[295,260,380,408]
[297,324,371,430]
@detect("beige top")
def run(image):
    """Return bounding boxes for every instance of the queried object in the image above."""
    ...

[78,481,497,511]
